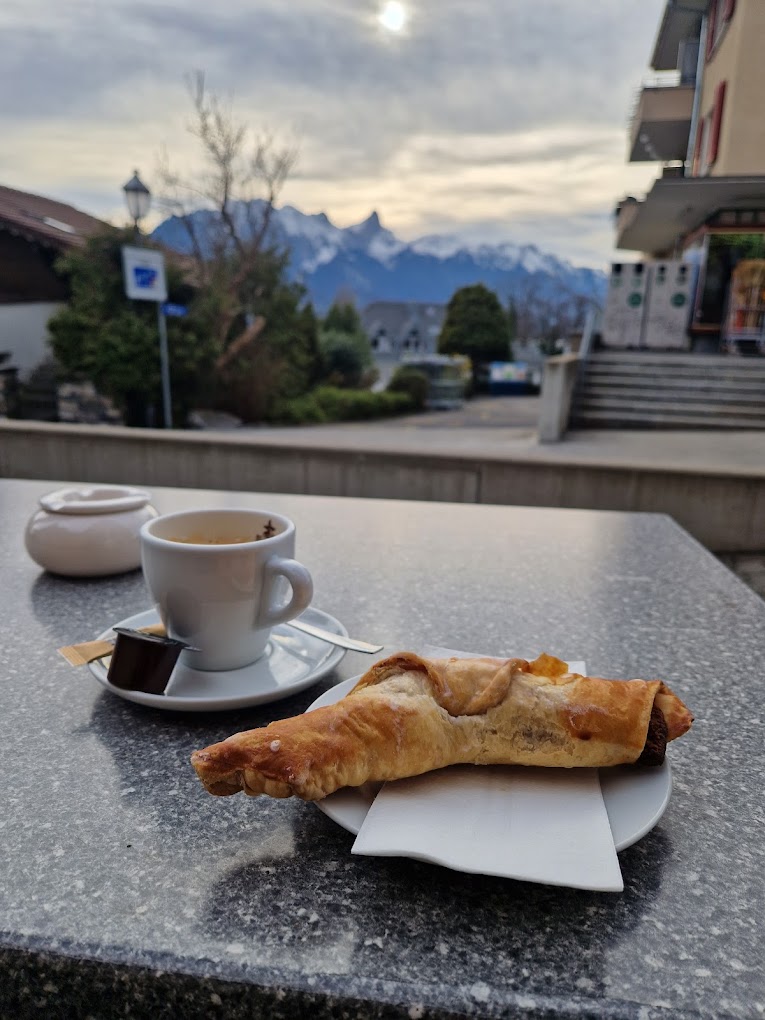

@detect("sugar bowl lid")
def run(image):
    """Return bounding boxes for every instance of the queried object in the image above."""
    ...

[38,485,152,515]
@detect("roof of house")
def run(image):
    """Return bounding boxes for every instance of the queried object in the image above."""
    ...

[361,300,446,340]
[0,185,107,250]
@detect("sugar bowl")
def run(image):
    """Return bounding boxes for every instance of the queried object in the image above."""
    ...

[25,485,158,577]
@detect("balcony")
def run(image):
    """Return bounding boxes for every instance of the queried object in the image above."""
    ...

[628,78,695,162]
[651,0,707,71]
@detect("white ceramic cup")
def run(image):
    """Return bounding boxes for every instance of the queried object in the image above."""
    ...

[140,508,314,672]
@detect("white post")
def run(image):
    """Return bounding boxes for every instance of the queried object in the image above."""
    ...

[538,353,580,443]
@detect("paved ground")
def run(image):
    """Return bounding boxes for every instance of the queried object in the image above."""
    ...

[245,394,540,441]
[381,394,541,431]
[252,394,765,599]
[253,396,765,479]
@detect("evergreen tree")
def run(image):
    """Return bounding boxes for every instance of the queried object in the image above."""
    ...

[438,284,512,380]
[49,228,217,426]
[318,299,375,388]
[323,300,364,336]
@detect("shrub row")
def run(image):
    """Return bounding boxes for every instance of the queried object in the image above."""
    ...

[269,386,417,425]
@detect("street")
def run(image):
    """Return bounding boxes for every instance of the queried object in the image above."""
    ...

[383,393,540,430]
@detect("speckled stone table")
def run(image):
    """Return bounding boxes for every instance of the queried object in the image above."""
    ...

[1,478,763,1020]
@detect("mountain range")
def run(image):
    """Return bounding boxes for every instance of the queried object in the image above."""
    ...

[152,201,606,314]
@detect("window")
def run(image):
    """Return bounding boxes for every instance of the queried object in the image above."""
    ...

[707,81,727,165]
[706,0,735,59]
[693,82,726,175]
[693,115,710,175]
[695,232,765,327]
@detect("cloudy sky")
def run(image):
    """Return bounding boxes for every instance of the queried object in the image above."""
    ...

[2,0,666,267]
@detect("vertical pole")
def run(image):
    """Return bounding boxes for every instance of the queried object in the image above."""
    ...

[157,303,172,429]
[685,14,708,175]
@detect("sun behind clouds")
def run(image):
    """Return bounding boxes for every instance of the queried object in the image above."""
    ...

[378,1,408,33]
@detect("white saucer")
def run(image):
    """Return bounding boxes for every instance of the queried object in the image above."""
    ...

[88,607,347,712]
[307,678,673,853]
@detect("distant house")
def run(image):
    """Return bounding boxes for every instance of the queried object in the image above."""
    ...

[361,301,446,359]
[0,185,106,380]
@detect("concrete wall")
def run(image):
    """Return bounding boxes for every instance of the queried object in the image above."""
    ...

[538,354,579,443]
[0,302,64,380]
[2,419,764,553]
[724,0,765,176]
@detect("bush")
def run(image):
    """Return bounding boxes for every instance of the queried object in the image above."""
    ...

[269,386,415,425]
[386,366,429,410]
[268,392,329,425]
[319,329,374,388]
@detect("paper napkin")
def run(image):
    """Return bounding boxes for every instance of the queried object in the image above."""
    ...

[351,650,624,892]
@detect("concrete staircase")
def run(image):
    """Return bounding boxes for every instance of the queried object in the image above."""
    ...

[570,352,765,429]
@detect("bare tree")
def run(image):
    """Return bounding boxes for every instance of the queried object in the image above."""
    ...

[508,278,592,355]
[157,71,298,352]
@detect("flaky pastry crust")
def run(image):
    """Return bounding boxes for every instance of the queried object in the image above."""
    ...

[191,653,693,801]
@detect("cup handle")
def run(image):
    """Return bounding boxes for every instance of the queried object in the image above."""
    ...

[260,556,314,628]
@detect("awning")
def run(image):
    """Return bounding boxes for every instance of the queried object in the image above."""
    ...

[616,176,765,254]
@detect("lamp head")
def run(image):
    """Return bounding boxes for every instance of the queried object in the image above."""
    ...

[123,170,151,223]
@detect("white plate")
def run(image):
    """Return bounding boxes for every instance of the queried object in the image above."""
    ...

[307,677,673,853]
[88,607,347,712]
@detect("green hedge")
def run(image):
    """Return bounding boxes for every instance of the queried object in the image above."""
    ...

[269,386,417,425]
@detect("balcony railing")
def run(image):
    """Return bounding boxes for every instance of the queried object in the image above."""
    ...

[628,75,695,163]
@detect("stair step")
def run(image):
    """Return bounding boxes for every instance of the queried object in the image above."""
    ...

[579,377,765,391]
[579,375,765,389]
[578,389,765,409]
[570,352,765,429]
[583,367,765,383]
[570,409,765,429]
[587,352,765,369]
[585,364,765,380]
[577,395,765,417]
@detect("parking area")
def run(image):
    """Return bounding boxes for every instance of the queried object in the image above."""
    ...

[382,394,540,430]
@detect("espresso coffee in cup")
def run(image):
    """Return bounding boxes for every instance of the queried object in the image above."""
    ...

[140,508,313,672]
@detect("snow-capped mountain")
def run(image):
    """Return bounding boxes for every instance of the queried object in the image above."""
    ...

[152,201,605,314]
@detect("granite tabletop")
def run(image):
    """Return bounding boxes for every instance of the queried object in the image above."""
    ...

[1,478,763,1020]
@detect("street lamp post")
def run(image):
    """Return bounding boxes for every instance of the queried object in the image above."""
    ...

[121,171,173,429]
[122,170,152,240]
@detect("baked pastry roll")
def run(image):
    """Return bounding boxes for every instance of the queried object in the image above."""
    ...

[191,653,693,801]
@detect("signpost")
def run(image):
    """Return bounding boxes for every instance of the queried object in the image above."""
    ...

[121,245,173,428]
[162,302,188,318]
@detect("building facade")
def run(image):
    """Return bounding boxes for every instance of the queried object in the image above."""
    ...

[0,185,105,380]
[616,0,765,351]
[360,301,446,358]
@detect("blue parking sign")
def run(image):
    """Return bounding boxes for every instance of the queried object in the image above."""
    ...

[122,245,167,302]
[133,266,158,289]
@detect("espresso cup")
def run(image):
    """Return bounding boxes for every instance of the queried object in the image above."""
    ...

[140,508,314,672]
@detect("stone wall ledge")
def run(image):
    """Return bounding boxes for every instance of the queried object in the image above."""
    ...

[3,419,764,552]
